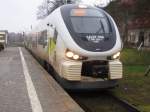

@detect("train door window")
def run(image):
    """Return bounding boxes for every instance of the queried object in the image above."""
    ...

[42,30,48,48]
[38,30,48,48]
[38,32,42,44]
[32,34,37,48]
[53,29,58,44]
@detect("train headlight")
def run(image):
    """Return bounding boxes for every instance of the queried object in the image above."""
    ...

[66,51,74,58]
[73,55,79,60]
[113,52,120,59]
[65,50,87,60]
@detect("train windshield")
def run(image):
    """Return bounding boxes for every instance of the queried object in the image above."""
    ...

[70,9,111,34]
[61,5,116,52]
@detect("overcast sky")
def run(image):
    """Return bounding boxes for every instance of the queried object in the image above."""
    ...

[0,0,42,32]
[82,0,111,7]
[0,0,110,33]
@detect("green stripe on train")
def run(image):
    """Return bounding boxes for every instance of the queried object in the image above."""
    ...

[47,38,56,54]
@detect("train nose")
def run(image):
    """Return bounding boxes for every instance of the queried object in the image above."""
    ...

[92,65,108,78]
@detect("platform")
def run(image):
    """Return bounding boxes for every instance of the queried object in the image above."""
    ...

[0,47,84,112]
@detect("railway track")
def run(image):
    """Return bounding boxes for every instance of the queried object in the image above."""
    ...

[69,91,141,112]
[28,48,141,112]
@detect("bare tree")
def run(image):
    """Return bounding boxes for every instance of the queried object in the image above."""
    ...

[37,5,47,19]
[37,0,115,19]
[37,0,75,19]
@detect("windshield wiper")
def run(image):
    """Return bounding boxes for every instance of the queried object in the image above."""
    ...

[95,19,105,34]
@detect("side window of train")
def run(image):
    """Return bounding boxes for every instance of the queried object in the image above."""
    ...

[38,32,43,45]
[38,30,48,48]
[42,30,48,48]
[53,29,58,44]
[32,34,37,48]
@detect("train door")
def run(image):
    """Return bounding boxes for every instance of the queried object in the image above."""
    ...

[37,30,48,59]
[47,27,58,66]
[51,29,58,66]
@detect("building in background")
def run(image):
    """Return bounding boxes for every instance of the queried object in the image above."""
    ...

[128,17,150,47]
[119,0,150,47]
[8,32,24,46]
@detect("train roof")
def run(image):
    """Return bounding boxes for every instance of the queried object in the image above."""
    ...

[60,4,103,12]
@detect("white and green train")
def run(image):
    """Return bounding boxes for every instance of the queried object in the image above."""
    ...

[25,4,123,90]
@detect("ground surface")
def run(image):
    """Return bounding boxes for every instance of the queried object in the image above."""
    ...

[112,48,150,112]
[0,47,84,112]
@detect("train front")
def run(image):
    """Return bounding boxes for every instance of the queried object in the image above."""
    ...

[57,4,123,89]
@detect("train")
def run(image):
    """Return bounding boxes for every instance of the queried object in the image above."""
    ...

[25,4,123,90]
[0,30,8,51]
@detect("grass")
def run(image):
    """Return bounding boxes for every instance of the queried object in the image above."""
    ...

[123,65,147,74]
[120,48,150,65]
[112,48,150,112]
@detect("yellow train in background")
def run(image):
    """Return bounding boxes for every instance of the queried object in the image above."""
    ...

[0,30,8,51]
